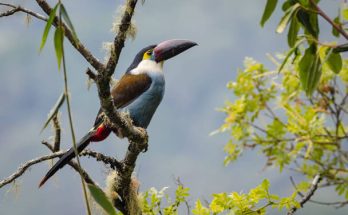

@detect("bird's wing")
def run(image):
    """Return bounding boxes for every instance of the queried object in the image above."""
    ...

[112,73,152,108]
[93,73,152,126]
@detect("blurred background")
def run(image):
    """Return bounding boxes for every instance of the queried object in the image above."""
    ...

[1,0,347,214]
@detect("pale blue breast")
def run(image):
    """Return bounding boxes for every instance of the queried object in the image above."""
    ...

[124,72,165,128]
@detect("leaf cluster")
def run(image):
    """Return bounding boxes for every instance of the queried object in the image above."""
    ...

[139,185,190,215]
[40,2,78,70]
[192,179,300,215]
[217,54,348,205]
[261,0,347,96]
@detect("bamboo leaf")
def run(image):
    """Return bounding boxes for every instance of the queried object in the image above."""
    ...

[60,4,79,43]
[41,93,65,133]
[87,184,117,215]
[276,3,300,34]
[287,16,300,47]
[260,0,278,27]
[54,26,64,70]
[298,45,322,96]
[40,3,59,51]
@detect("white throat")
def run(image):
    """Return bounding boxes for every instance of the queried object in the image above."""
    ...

[130,60,164,75]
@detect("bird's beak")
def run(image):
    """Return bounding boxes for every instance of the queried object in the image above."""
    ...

[154,39,197,62]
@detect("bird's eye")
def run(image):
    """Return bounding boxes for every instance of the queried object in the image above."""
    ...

[143,49,153,60]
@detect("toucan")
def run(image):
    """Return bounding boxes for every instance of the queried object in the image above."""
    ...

[39,39,197,187]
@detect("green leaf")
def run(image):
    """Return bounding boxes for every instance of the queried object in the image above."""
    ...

[332,16,340,37]
[298,45,322,96]
[279,38,305,72]
[60,4,78,43]
[261,179,270,191]
[287,16,300,47]
[296,8,319,38]
[343,8,348,21]
[192,199,210,215]
[260,0,278,27]
[54,26,64,70]
[326,48,342,74]
[40,3,60,51]
[40,92,65,133]
[276,3,300,34]
[298,0,309,6]
[281,1,292,11]
[87,184,117,215]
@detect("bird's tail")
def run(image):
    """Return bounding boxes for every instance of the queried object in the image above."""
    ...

[38,131,94,188]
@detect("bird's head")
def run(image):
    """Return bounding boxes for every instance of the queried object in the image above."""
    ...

[127,39,197,72]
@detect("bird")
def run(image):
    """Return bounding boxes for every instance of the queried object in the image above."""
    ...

[39,39,197,187]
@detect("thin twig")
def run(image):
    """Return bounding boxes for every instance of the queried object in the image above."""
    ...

[0,152,65,188]
[105,0,137,76]
[81,149,123,171]
[0,3,47,21]
[288,174,322,215]
[41,141,96,185]
[86,67,97,81]
[291,175,348,207]
[309,0,348,40]
[42,141,54,151]
[35,0,105,72]
[52,115,61,152]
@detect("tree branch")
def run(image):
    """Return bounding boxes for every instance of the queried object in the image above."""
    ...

[288,174,322,215]
[35,0,105,72]
[105,0,137,76]
[80,149,123,171]
[309,0,348,40]
[41,141,96,186]
[0,151,64,189]
[86,67,97,81]
[52,115,61,152]
[92,1,151,213]
[0,3,47,21]
[95,0,145,146]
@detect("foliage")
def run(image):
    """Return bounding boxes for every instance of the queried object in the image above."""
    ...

[139,185,190,215]
[213,0,348,211]
[138,180,301,214]
[192,179,300,214]
[40,2,78,70]
[262,0,347,96]
[217,54,348,202]
[40,92,65,133]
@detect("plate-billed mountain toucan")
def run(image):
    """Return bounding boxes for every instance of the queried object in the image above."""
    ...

[39,39,197,187]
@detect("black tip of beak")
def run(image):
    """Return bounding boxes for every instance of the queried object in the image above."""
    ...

[154,39,197,62]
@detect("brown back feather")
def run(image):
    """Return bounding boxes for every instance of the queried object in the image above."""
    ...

[93,73,152,126]
[112,73,152,108]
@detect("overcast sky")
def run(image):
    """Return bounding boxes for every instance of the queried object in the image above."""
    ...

[0,0,347,214]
